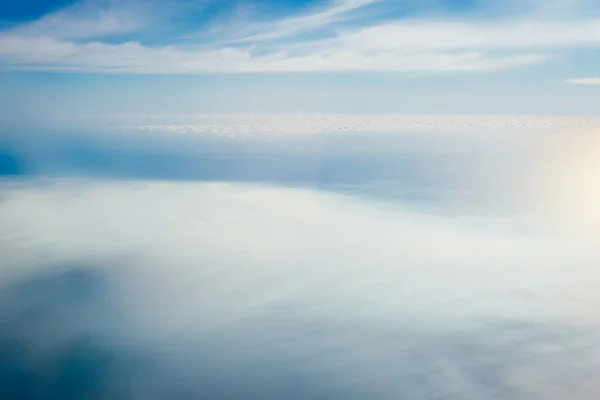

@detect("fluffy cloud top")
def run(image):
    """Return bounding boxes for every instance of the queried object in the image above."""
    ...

[1,179,600,398]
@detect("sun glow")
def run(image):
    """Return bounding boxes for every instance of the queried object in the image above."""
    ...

[529,133,600,237]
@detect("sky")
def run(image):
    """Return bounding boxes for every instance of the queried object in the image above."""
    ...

[5,3,600,399]
[0,0,600,117]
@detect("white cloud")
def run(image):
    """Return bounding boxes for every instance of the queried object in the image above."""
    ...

[2,179,600,398]
[226,0,381,44]
[564,77,600,85]
[0,33,549,73]
[329,18,600,52]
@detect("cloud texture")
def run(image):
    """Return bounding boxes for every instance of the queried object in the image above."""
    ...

[1,179,600,399]
[1,0,600,73]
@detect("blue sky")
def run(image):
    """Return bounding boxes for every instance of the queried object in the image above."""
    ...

[1,0,600,116]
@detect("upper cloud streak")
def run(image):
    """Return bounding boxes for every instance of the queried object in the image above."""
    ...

[564,77,600,85]
[0,0,599,74]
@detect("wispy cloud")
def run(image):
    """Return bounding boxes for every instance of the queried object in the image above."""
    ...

[564,77,600,85]
[6,0,145,40]
[0,0,599,74]
[225,0,380,43]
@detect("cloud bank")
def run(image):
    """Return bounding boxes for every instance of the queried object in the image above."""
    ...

[2,125,600,398]
[1,179,600,398]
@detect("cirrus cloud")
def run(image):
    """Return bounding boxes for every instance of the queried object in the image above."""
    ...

[0,0,599,74]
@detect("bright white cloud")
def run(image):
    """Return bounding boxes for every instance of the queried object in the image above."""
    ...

[329,18,600,52]
[2,178,600,398]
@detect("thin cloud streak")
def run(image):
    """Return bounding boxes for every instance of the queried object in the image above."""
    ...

[229,0,381,44]
[564,77,600,85]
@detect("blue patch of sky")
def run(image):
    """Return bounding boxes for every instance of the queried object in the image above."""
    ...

[0,0,531,46]
[0,0,76,22]
[339,0,505,26]
[153,1,236,36]
[256,0,320,15]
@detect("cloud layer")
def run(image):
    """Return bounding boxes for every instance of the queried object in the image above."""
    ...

[113,114,600,136]
[2,179,600,398]
[3,126,600,398]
